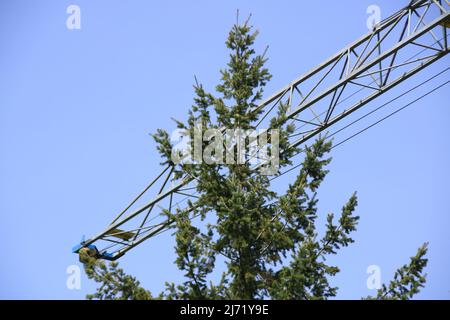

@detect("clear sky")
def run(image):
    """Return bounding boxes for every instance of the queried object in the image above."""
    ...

[0,0,449,299]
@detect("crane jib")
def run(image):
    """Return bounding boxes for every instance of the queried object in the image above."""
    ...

[73,0,450,261]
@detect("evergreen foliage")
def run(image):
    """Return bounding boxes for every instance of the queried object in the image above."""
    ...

[83,17,428,300]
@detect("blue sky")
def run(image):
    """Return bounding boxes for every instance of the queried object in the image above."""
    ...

[0,0,449,299]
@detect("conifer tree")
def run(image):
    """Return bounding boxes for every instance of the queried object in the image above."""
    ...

[83,17,428,300]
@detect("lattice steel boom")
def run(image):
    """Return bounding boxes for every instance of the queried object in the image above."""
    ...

[73,0,449,260]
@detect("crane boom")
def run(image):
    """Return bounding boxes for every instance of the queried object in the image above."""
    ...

[73,0,449,260]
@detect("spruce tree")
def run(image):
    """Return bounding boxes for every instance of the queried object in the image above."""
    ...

[83,17,429,300]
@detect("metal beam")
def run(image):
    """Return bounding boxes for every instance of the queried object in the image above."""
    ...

[74,0,449,260]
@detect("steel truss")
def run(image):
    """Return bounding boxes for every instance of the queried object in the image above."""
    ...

[73,0,449,260]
